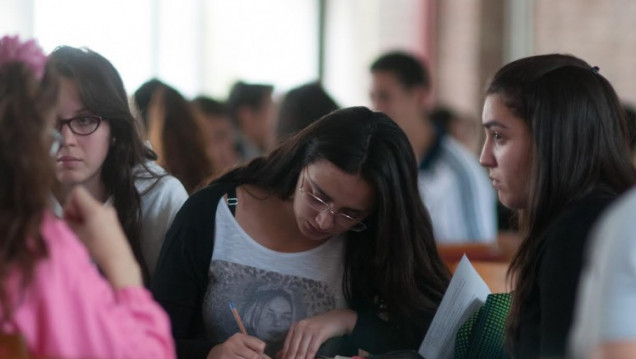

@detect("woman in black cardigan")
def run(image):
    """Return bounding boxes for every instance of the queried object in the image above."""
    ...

[152,107,450,359]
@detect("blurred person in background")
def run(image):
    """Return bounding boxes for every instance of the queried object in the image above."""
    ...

[570,186,636,359]
[275,81,339,144]
[369,51,496,243]
[227,81,275,161]
[133,78,164,136]
[192,95,240,174]
[429,105,482,155]
[145,83,215,193]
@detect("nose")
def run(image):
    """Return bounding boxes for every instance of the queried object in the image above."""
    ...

[479,140,495,168]
[58,122,77,146]
[315,210,336,231]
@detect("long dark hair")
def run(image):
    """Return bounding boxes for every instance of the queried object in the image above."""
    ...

[0,52,59,320]
[214,106,450,343]
[49,46,159,282]
[486,54,636,343]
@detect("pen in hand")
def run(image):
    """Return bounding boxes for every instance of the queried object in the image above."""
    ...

[229,301,248,335]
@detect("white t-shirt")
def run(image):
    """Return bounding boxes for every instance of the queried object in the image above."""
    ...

[202,198,346,357]
[135,162,188,277]
[569,188,636,358]
[52,161,188,279]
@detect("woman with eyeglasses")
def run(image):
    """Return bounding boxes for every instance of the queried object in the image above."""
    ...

[49,46,188,282]
[152,106,451,359]
[0,35,174,359]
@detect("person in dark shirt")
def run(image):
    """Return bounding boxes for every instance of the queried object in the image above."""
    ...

[479,54,636,358]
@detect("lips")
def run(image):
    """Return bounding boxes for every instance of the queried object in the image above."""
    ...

[57,155,80,162]
[56,155,82,168]
[489,176,501,190]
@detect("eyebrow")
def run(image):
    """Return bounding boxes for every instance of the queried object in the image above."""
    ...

[483,120,508,130]
[58,108,93,120]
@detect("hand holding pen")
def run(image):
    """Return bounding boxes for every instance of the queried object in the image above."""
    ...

[205,302,270,359]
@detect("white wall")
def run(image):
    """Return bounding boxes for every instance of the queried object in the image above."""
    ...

[2,0,432,106]
[323,0,430,107]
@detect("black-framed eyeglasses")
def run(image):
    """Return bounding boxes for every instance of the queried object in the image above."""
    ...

[55,115,103,136]
[298,171,368,232]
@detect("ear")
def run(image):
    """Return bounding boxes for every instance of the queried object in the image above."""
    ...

[411,85,431,110]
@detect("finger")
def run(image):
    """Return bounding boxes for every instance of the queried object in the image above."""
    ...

[243,335,266,354]
[304,335,324,359]
[234,346,262,359]
[229,333,266,357]
[286,326,309,359]
[294,332,315,359]
[62,186,97,222]
[281,323,296,359]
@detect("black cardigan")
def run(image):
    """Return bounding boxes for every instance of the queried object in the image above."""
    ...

[513,189,618,359]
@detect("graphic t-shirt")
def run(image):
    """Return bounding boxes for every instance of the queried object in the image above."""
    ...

[202,198,347,357]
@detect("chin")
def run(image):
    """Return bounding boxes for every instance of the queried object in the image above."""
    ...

[301,223,331,241]
[499,195,527,210]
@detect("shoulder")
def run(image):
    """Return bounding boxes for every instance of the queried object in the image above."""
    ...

[587,188,636,261]
[140,174,188,203]
[41,212,85,254]
[548,190,617,240]
[542,190,618,262]
[170,182,236,224]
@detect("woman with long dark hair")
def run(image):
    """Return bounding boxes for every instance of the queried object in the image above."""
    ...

[0,35,174,359]
[479,54,636,358]
[49,46,187,281]
[145,82,216,193]
[152,107,450,359]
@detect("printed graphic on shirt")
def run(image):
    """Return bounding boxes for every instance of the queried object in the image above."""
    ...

[202,260,339,357]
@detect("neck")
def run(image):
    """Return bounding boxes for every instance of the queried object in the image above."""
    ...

[404,113,436,162]
[58,178,107,205]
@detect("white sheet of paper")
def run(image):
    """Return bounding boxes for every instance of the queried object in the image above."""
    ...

[418,255,491,359]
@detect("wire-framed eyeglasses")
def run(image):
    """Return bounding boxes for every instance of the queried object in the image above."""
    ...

[298,173,367,232]
[55,115,104,136]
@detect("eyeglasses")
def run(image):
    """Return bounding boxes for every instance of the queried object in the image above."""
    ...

[49,128,63,156]
[298,172,367,232]
[55,115,103,136]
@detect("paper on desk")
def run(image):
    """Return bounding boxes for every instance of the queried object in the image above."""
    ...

[418,255,490,359]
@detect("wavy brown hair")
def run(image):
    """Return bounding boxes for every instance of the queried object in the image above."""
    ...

[0,60,59,321]
[486,54,636,349]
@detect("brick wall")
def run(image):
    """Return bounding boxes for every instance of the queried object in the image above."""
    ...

[534,0,636,106]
